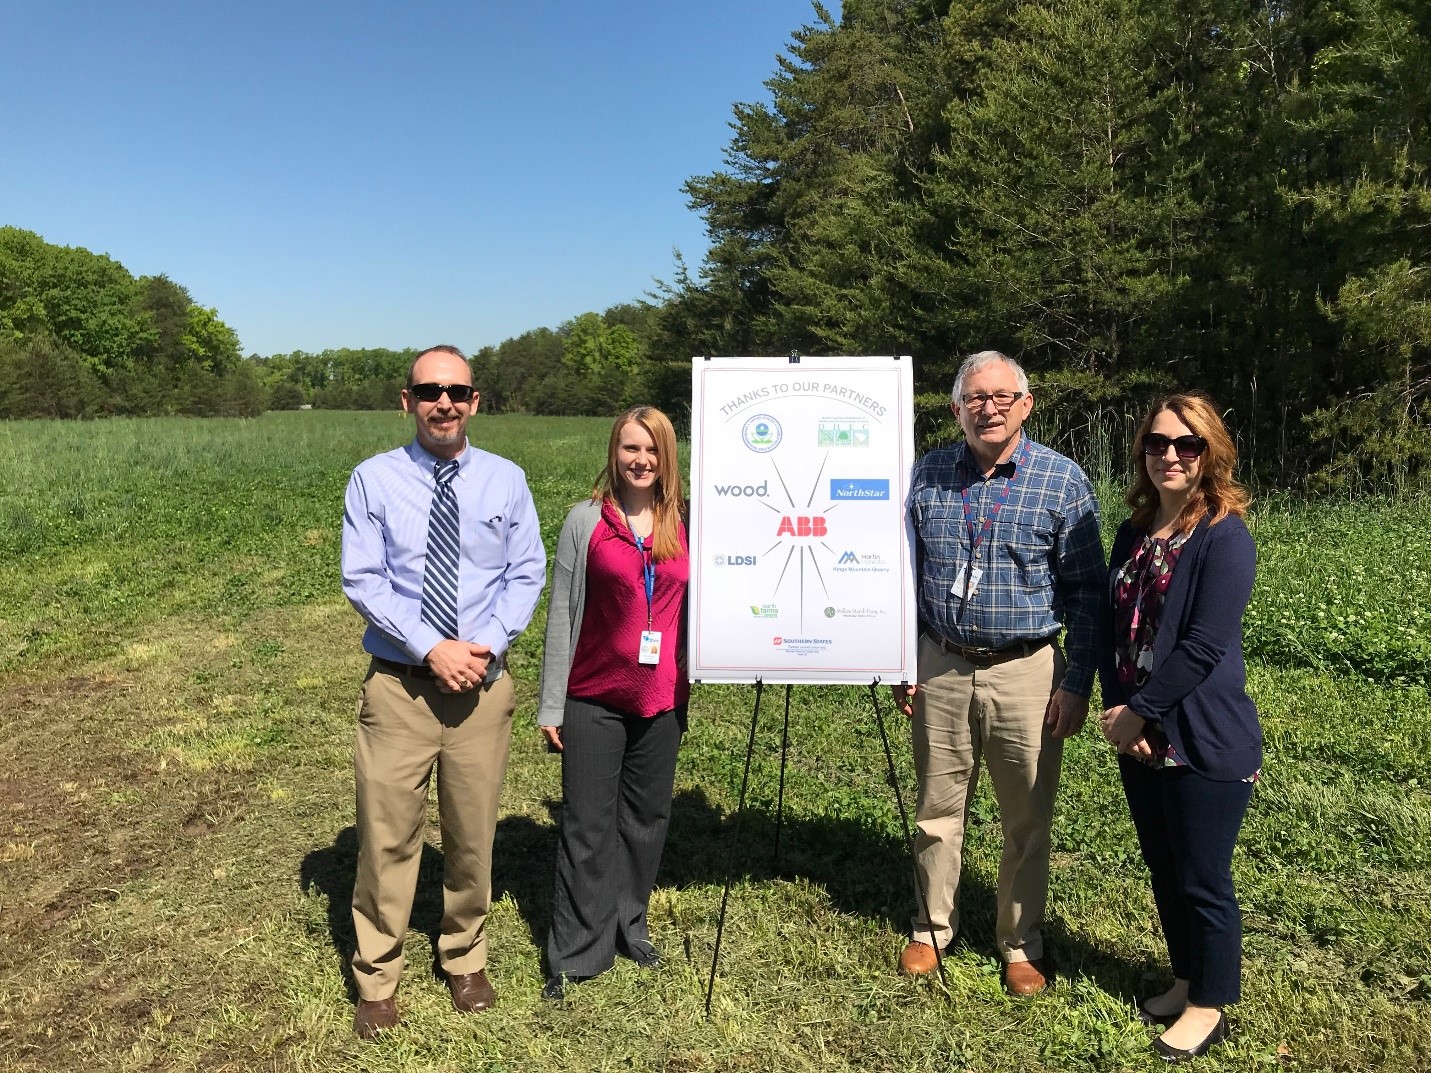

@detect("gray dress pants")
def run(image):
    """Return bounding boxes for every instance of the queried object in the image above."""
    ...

[545,697,684,978]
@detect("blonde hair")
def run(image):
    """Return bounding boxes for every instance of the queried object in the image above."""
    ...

[1126,391,1251,533]
[593,406,686,561]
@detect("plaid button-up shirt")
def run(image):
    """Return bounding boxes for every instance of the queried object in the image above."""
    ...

[907,435,1105,696]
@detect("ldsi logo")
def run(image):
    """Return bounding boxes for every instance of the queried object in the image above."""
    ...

[715,554,757,566]
[776,516,827,537]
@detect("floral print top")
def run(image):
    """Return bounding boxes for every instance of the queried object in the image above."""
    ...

[1114,532,1189,768]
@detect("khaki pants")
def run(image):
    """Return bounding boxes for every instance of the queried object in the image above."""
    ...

[910,635,1065,963]
[351,664,516,1001]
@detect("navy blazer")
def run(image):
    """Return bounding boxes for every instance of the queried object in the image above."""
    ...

[1099,514,1263,781]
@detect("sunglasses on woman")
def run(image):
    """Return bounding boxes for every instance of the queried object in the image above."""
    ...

[1142,432,1208,460]
[409,382,475,403]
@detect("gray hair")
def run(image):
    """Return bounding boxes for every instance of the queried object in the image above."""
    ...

[951,350,1029,403]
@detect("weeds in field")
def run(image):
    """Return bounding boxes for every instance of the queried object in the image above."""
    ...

[0,412,1428,1072]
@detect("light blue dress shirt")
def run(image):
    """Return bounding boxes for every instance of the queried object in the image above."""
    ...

[341,439,547,666]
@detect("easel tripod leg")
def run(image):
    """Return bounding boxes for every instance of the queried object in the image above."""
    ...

[868,681,948,991]
[705,679,765,1018]
[774,683,792,866]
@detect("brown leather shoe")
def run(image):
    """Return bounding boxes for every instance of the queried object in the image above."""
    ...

[354,997,397,1039]
[898,940,939,976]
[1003,958,1049,996]
[447,969,496,1013]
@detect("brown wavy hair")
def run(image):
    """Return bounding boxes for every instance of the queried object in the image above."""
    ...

[593,405,687,561]
[1126,392,1250,533]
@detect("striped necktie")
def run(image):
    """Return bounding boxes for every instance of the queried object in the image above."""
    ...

[420,459,461,640]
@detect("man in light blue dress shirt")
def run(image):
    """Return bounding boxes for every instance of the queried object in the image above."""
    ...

[340,345,545,1038]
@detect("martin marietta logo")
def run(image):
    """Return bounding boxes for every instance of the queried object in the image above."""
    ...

[817,417,870,447]
[833,549,891,573]
[741,414,782,453]
[829,478,890,501]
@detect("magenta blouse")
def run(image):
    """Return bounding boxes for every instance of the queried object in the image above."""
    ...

[566,499,690,717]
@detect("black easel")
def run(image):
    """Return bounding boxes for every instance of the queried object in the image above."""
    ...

[703,677,946,1017]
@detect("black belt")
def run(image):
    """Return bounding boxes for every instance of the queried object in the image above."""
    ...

[925,632,1052,668]
[370,654,505,682]
[371,656,436,679]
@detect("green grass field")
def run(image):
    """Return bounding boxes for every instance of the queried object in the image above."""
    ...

[1,411,1428,1072]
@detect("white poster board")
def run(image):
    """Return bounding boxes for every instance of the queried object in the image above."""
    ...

[689,356,917,684]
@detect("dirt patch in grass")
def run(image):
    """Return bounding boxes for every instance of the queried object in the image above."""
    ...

[0,670,254,942]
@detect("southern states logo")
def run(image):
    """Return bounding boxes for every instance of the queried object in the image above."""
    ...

[774,636,834,655]
[829,478,890,501]
[817,417,870,447]
[741,414,781,453]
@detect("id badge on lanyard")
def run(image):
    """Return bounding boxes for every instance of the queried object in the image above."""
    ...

[951,563,984,601]
[953,440,1029,603]
[627,512,661,665]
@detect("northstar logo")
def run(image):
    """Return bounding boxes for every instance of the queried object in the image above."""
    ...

[829,478,890,501]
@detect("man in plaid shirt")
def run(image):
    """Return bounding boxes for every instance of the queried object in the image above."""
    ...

[893,351,1104,995]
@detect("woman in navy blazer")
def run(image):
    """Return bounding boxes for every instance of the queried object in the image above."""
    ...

[1099,392,1261,1063]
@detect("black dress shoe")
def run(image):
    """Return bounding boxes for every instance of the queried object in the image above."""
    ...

[1153,1012,1228,1063]
[623,938,663,969]
[541,976,566,1002]
[1137,998,1180,1027]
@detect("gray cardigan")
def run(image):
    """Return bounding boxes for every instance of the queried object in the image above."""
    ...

[537,499,603,727]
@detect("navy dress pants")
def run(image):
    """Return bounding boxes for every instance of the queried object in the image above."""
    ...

[546,698,684,978]
[1118,755,1254,1007]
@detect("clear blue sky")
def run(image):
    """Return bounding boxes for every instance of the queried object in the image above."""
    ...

[1,1,837,356]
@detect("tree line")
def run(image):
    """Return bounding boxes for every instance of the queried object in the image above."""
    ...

[0,226,262,418]
[5,0,1426,491]
[653,0,1430,491]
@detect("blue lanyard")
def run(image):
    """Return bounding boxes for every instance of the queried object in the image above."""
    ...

[961,438,1031,562]
[623,507,656,628]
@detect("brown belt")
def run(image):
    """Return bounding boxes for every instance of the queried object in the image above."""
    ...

[925,632,1053,668]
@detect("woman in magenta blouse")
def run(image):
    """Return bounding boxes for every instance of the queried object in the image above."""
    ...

[1098,392,1260,1062]
[537,406,690,1000]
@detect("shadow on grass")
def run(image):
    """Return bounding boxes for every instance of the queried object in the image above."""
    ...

[300,791,1145,1007]
[299,828,451,1003]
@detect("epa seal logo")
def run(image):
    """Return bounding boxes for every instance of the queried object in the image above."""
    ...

[742,414,782,453]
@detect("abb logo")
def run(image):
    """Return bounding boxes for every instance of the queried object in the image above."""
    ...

[776,515,827,537]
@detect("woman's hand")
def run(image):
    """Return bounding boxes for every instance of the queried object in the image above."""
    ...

[1100,704,1148,754]
[540,725,563,753]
